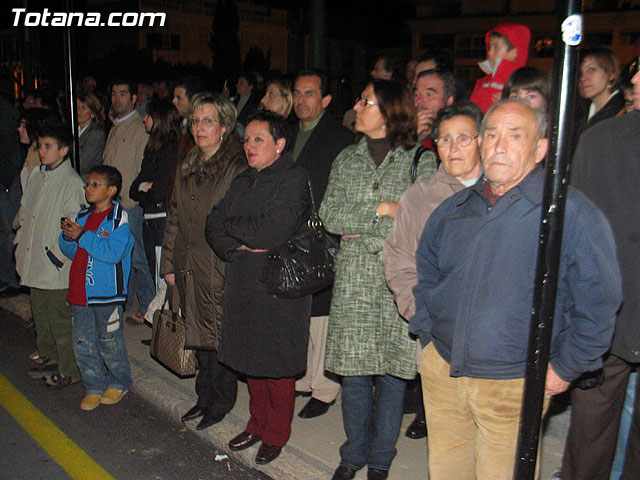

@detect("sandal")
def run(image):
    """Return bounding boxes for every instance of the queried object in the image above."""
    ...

[42,373,80,390]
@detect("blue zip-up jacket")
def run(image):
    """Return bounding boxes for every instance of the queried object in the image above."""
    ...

[59,201,133,305]
[410,167,622,382]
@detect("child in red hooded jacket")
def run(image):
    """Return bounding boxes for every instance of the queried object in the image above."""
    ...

[470,23,531,113]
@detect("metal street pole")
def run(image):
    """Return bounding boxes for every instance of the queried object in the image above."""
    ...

[514,0,582,478]
[64,0,80,172]
[309,0,326,70]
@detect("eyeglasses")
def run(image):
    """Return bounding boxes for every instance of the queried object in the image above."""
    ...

[189,117,220,127]
[355,97,378,108]
[629,56,640,77]
[85,182,108,189]
[434,133,479,148]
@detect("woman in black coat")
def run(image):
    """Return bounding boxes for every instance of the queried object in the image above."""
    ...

[571,46,624,156]
[130,98,180,292]
[205,111,311,465]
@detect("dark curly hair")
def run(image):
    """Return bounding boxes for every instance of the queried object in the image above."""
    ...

[370,79,416,150]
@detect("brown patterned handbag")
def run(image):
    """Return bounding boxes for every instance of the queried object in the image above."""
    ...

[150,286,196,377]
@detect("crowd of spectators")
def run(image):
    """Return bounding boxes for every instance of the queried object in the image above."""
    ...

[1,20,639,480]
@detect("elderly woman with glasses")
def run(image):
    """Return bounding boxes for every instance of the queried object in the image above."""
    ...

[159,92,247,431]
[319,79,437,480]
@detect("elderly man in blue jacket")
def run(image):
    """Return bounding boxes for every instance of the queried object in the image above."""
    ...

[411,98,622,480]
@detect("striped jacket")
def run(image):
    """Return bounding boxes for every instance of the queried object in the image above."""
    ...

[59,201,133,305]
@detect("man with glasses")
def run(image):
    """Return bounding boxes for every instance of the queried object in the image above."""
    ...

[558,57,640,480]
[410,98,621,480]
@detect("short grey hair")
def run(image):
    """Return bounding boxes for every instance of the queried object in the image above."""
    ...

[480,98,548,144]
[189,91,237,137]
[415,68,456,103]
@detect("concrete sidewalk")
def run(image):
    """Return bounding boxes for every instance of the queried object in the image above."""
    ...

[2,294,568,479]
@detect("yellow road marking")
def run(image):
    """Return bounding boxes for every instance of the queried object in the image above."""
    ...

[0,372,115,480]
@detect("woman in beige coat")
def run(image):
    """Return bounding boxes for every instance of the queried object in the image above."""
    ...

[160,92,246,430]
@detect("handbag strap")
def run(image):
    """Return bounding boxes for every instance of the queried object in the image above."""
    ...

[300,171,328,235]
[303,172,318,215]
[160,284,180,315]
[411,145,428,184]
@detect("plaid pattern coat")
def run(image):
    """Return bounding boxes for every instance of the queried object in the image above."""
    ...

[319,137,436,379]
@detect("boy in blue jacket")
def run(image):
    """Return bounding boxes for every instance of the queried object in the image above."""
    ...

[60,165,134,411]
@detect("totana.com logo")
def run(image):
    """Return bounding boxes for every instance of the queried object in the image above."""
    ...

[12,8,166,27]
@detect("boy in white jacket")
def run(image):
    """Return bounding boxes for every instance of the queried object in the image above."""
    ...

[15,124,86,388]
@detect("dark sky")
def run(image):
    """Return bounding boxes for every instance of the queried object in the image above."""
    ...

[2,0,419,93]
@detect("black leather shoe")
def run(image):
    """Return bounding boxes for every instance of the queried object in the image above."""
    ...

[297,397,335,419]
[367,468,389,480]
[181,405,205,422]
[405,418,427,439]
[228,431,261,451]
[255,442,282,464]
[331,465,357,480]
[196,411,224,430]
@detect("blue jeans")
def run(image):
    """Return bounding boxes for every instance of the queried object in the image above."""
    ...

[339,374,407,471]
[72,304,132,395]
[611,371,638,480]
[125,205,155,312]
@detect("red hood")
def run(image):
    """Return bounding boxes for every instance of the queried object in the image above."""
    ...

[486,23,531,70]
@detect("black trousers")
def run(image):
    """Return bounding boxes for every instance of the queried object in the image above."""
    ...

[142,217,166,286]
[561,354,640,480]
[194,349,238,416]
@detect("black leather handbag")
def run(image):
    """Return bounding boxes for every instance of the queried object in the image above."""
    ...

[260,176,338,299]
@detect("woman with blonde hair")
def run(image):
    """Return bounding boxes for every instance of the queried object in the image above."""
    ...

[76,91,105,181]
[160,92,246,430]
[260,77,294,117]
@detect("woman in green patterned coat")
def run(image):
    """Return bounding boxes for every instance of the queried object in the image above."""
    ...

[319,79,436,480]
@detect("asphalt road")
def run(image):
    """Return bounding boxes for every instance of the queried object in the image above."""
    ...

[0,307,272,480]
